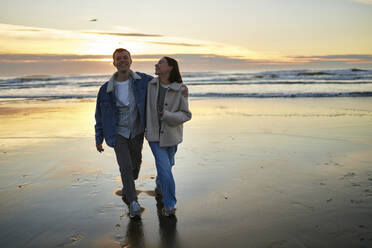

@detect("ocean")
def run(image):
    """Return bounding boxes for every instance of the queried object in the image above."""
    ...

[0,68,371,101]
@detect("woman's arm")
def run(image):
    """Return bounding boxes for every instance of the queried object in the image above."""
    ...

[161,95,192,126]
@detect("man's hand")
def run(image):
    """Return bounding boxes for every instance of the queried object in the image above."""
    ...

[96,144,104,153]
[181,84,189,98]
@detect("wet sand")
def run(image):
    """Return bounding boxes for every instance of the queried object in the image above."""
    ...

[0,97,372,248]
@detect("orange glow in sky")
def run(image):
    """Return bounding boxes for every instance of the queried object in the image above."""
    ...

[0,0,371,75]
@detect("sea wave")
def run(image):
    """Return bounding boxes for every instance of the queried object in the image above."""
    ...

[1,69,371,100]
[1,91,372,100]
[182,69,372,82]
[0,81,70,89]
[189,92,372,98]
[185,81,372,85]
[0,75,108,85]
[0,95,95,99]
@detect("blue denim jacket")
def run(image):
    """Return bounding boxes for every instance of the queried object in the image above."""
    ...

[95,71,153,147]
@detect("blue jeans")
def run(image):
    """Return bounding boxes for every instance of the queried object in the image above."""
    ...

[149,142,177,210]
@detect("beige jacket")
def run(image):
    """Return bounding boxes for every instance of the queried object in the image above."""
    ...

[145,77,192,147]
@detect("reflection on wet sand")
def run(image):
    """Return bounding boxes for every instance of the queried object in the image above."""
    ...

[114,189,180,248]
[3,98,371,247]
[123,218,145,248]
[155,194,180,248]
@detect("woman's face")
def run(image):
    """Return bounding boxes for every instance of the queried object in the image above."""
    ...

[155,57,173,76]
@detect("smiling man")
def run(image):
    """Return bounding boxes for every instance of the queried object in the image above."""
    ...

[94,48,153,218]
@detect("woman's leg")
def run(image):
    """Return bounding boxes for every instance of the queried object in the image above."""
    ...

[155,145,177,195]
[167,145,178,167]
[149,142,177,210]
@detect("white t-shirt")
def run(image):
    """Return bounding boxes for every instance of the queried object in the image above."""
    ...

[115,79,130,106]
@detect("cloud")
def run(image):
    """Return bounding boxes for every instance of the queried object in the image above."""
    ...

[352,0,372,4]
[0,23,258,60]
[0,54,110,63]
[287,54,372,64]
[0,53,371,76]
[144,41,203,47]
[83,31,163,37]
[0,53,285,76]
[167,54,289,65]
[0,53,272,65]
[2,53,372,65]
[0,54,104,60]
[14,28,43,32]
[290,55,372,59]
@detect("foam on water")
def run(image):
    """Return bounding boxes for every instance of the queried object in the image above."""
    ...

[0,69,371,100]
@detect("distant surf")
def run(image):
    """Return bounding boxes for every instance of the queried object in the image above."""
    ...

[0,69,371,100]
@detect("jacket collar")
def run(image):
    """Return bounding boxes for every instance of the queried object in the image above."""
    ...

[149,77,182,91]
[107,70,141,93]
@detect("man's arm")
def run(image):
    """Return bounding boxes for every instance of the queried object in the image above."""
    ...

[136,72,153,83]
[94,89,104,153]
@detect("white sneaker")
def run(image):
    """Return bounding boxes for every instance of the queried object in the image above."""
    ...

[129,201,141,218]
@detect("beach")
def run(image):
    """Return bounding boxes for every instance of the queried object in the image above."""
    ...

[1,97,372,248]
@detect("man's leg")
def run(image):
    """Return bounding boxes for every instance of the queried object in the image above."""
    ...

[129,133,144,180]
[114,134,137,204]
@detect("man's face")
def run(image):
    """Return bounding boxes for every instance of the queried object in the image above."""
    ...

[113,51,132,72]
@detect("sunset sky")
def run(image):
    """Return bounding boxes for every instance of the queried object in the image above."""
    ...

[0,0,371,76]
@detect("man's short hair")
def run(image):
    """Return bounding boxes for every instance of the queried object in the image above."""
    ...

[113,48,131,60]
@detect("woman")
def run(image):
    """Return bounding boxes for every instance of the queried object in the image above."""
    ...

[145,56,192,216]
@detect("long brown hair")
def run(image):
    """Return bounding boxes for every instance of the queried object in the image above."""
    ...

[164,57,182,83]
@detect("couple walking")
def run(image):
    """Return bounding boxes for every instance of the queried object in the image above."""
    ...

[94,48,191,218]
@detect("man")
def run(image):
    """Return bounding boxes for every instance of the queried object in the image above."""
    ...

[95,48,152,218]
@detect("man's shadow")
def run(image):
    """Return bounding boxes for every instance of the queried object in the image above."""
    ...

[124,217,145,248]
[120,196,145,248]
[119,190,180,248]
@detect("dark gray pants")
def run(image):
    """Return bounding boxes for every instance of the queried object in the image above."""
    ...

[114,133,144,203]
